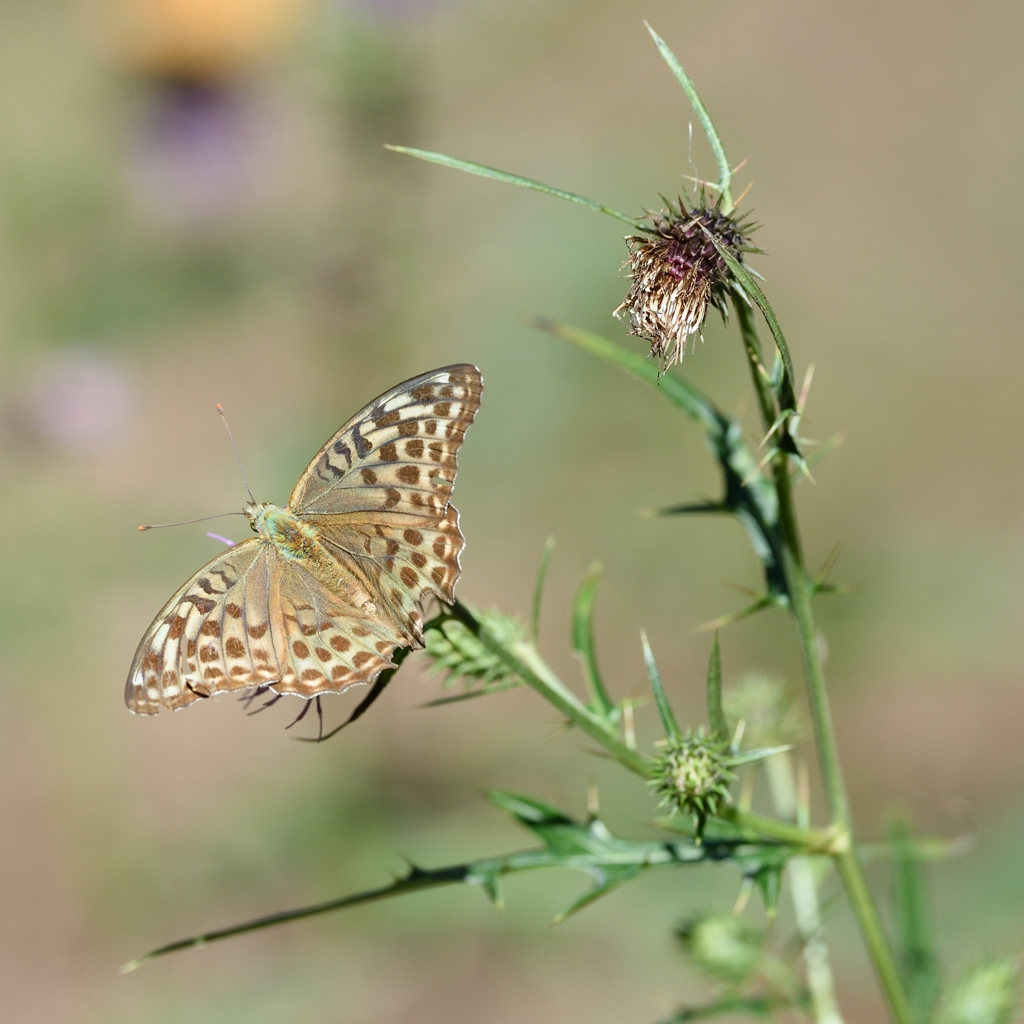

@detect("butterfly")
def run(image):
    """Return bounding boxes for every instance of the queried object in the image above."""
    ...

[126,364,483,716]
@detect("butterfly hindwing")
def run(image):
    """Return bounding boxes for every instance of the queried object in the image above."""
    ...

[126,544,406,713]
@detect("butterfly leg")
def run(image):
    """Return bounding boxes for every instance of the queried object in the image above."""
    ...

[315,696,324,742]
[247,693,284,716]
[285,698,313,730]
[240,683,272,710]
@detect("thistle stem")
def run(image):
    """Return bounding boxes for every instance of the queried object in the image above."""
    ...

[784,488,914,1024]
[449,601,652,779]
[734,298,802,565]
[731,301,912,1022]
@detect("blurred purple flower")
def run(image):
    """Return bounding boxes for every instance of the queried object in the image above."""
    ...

[128,80,267,227]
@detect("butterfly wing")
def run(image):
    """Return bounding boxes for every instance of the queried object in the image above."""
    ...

[289,364,482,643]
[126,541,402,714]
[126,364,482,714]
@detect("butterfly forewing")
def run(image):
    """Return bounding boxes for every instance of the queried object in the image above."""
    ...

[126,364,482,715]
[290,364,482,642]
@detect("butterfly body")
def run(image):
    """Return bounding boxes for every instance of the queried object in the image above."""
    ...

[126,364,482,715]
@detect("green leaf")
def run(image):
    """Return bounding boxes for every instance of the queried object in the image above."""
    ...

[531,535,556,641]
[644,22,733,213]
[122,792,801,972]
[444,601,652,778]
[655,995,801,1023]
[535,319,789,598]
[572,562,616,718]
[706,633,725,739]
[640,629,682,743]
[534,317,718,430]
[705,235,796,401]
[889,816,941,1023]
[383,146,647,229]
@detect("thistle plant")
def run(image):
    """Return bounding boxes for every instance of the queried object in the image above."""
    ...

[121,22,1022,1024]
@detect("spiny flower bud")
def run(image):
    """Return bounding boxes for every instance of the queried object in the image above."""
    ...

[724,673,805,750]
[936,959,1020,1024]
[651,725,735,836]
[614,198,753,373]
[424,610,525,690]
[677,914,765,986]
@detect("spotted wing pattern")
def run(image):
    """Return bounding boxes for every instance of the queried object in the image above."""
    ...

[125,543,403,713]
[290,364,482,644]
[126,364,482,714]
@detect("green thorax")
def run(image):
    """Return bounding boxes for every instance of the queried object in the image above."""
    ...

[246,502,319,561]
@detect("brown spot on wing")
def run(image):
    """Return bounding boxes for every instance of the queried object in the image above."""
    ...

[330,636,350,652]
[292,640,310,658]
[248,623,268,639]
[225,637,245,658]
[397,466,419,485]
[379,442,398,462]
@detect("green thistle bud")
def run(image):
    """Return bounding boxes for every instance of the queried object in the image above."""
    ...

[614,198,754,373]
[651,725,735,836]
[724,673,805,750]
[936,960,1020,1024]
[677,914,764,986]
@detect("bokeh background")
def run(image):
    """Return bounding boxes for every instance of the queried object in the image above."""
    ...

[1,1,1022,1021]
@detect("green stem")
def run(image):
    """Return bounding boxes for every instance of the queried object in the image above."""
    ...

[449,602,652,779]
[734,298,802,566]
[786,555,913,1024]
[722,807,837,850]
[732,301,910,1020]
[836,851,917,1024]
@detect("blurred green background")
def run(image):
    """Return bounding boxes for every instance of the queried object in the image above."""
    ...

[1,1,1022,1021]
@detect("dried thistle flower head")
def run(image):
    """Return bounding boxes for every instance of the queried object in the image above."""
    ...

[614,198,753,372]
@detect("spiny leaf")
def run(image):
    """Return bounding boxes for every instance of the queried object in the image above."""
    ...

[384,146,647,229]
[123,792,802,971]
[696,595,777,633]
[643,22,733,213]
[706,633,725,738]
[641,629,682,743]
[889,816,941,1023]
[572,563,615,718]
[531,535,556,641]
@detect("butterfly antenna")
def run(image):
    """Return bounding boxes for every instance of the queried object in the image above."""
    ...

[217,403,256,504]
[138,511,246,531]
